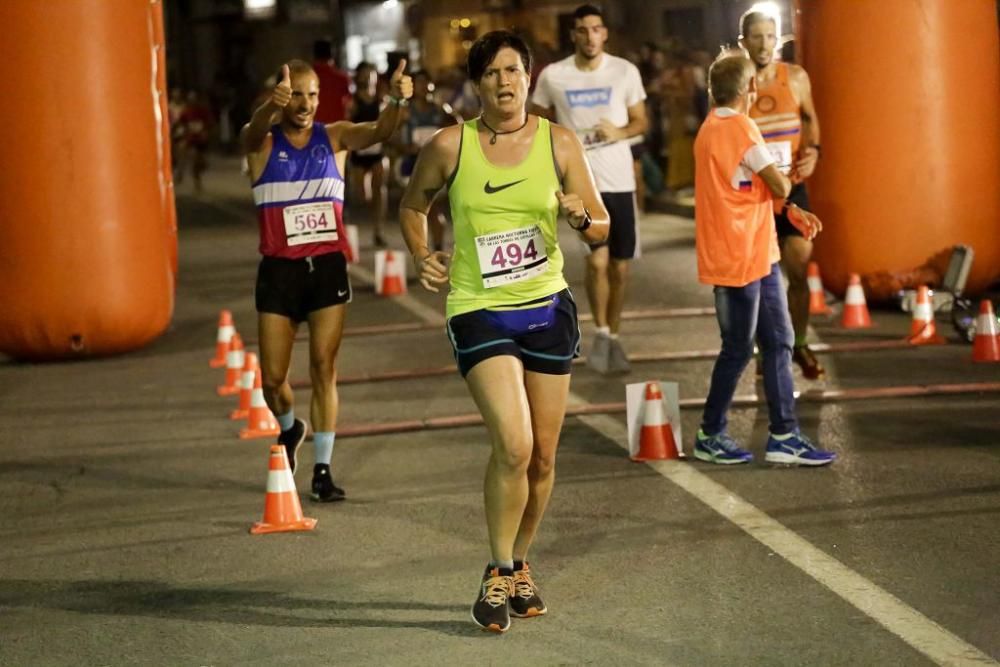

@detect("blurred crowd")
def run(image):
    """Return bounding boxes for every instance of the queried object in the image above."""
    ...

[168,35,793,209]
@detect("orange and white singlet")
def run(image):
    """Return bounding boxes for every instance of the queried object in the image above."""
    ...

[749,63,801,175]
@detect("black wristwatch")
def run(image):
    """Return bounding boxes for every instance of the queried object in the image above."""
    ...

[571,208,593,232]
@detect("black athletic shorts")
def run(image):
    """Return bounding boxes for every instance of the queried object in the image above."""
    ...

[446,289,580,377]
[776,183,811,239]
[255,251,352,323]
[589,191,639,259]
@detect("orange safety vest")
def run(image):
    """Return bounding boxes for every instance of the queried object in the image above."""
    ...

[749,63,801,174]
[694,111,779,287]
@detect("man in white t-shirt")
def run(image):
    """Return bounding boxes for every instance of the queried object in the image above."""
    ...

[531,4,648,374]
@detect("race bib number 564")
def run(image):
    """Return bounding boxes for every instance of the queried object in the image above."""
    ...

[476,225,548,288]
[283,202,338,246]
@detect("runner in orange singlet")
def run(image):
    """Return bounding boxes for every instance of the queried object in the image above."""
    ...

[740,9,825,379]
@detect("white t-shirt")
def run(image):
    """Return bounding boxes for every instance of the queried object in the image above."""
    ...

[532,54,646,193]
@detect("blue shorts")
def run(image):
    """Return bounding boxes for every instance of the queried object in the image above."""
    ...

[446,289,580,377]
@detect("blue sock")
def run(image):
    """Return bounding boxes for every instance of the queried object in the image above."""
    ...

[314,432,335,465]
[276,410,296,432]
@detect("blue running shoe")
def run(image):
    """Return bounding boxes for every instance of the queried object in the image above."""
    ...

[693,432,753,465]
[765,432,836,466]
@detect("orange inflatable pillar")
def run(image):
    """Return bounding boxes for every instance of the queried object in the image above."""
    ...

[798,0,1000,296]
[0,1,174,360]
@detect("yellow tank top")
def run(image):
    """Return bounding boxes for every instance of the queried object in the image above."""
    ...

[446,117,567,318]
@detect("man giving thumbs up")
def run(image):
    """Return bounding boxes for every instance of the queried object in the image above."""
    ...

[239,57,412,503]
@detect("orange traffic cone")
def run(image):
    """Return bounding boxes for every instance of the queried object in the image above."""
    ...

[239,366,281,439]
[230,352,258,420]
[907,285,945,345]
[217,333,245,396]
[841,273,872,328]
[972,300,1000,363]
[209,310,235,368]
[632,382,680,461]
[807,262,832,316]
[250,445,317,535]
[376,249,406,296]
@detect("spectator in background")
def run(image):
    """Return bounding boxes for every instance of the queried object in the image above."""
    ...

[168,88,185,180]
[347,62,390,247]
[659,49,698,196]
[531,4,648,375]
[393,70,460,251]
[176,91,214,193]
[313,39,351,124]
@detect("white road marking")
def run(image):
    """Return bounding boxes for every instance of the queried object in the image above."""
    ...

[577,411,997,667]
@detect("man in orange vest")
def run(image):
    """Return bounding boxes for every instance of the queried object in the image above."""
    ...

[740,9,825,379]
[692,54,835,467]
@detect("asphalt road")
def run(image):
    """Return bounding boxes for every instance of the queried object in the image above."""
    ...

[1,159,997,666]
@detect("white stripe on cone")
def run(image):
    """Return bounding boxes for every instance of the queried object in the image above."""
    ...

[643,387,668,426]
[977,310,999,336]
[266,467,297,494]
[249,388,273,430]
[227,348,245,371]
[217,324,235,343]
[807,276,823,292]
[845,284,867,306]
[913,300,933,323]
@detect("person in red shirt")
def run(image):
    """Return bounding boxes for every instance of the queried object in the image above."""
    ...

[177,91,214,193]
[692,55,835,467]
[312,39,351,124]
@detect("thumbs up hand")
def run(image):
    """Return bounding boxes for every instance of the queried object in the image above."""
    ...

[272,64,292,108]
[390,58,413,101]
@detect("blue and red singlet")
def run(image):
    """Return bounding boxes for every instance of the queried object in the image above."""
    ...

[251,122,347,259]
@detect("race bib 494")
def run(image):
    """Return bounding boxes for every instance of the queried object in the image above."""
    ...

[475,225,548,289]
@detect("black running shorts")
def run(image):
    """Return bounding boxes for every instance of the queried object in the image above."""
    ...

[776,183,811,239]
[255,251,352,323]
[589,191,639,259]
[446,289,580,377]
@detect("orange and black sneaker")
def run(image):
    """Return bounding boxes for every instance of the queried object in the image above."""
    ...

[792,345,826,380]
[471,565,513,633]
[510,562,547,618]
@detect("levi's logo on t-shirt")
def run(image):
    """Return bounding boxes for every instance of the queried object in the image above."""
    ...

[566,87,611,108]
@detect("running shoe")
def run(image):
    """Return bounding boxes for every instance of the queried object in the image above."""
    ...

[471,565,513,633]
[607,338,631,374]
[510,562,547,618]
[310,464,346,502]
[764,432,836,466]
[693,431,753,465]
[588,333,611,374]
[792,345,826,380]
[278,418,307,475]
